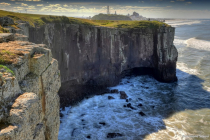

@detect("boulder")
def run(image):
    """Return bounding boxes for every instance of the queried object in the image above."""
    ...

[0,17,15,26]
[107,133,123,138]
[126,103,136,110]
[108,96,115,100]
[110,89,118,93]
[0,33,14,43]
[139,111,146,116]
[120,91,128,99]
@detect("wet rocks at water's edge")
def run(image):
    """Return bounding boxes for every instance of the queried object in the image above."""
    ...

[110,89,119,93]
[120,91,128,99]
[108,96,115,100]
[86,135,91,139]
[107,133,123,138]
[138,103,143,107]
[59,78,159,139]
[139,112,146,116]
[99,122,106,126]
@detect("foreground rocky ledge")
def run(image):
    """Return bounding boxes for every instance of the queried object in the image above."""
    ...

[0,33,61,140]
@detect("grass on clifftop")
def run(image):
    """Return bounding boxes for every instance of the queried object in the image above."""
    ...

[92,13,132,21]
[0,25,9,33]
[0,65,14,75]
[0,42,25,65]
[0,10,170,29]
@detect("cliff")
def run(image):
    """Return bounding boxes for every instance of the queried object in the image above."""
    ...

[0,12,178,139]
[0,12,178,105]
[0,33,61,140]
[28,23,178,107]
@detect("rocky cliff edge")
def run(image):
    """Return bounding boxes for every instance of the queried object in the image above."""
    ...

[0,33,61,140]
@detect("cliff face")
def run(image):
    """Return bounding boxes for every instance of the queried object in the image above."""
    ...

[0,33,61,140]
[28,23,178,107]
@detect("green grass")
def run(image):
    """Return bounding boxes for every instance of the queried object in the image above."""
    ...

[1,50,14,55]
[0,10,170,29]
[0,49,23,65]
[93,20,170,29]
[92,13,132,21]
[0,65,14,75]
[0,25,9,33]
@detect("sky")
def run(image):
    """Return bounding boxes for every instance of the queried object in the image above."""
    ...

[0,0,210,19]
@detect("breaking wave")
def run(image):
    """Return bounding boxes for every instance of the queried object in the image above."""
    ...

[185,38,210,51]
[166,20,201,27]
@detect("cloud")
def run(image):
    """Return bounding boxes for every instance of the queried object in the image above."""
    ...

[186,2,192,4]
[21,3,28,6]
[176,0,185,1]
[40,4,63,12]
[0,2,11,6]
[80,6,86,9]
[13,6,24,10]
[37,4,43,6]
[12,0,41,1]
[27,5,36,9]
[63,4,68,7]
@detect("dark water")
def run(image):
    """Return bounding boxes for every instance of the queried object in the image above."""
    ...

[59,20,210,140]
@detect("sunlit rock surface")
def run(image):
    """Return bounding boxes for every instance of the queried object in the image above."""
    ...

[0,33,61,140]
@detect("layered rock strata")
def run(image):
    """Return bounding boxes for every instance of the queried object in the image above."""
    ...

[29,24,178,107]
[0,33,61,140]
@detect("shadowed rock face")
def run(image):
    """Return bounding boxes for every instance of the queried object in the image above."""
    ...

[29,24,178,107]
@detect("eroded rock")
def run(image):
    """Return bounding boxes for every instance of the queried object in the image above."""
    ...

[139,111,146,116]
[0,17,14,26]
[111,89,119,93]
[108,96,115,100]
[0,38,61,140]
[120,91,128,99]
[107,133,123,138]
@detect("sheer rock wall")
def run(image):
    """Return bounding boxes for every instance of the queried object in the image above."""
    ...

[29,24,178,107]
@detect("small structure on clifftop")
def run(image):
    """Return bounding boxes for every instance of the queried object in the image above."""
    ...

[129,11,147,21]
[107,6,110,14]
[133,11,140,17]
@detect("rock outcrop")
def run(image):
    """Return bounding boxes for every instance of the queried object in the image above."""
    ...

[0,33,61,140]
[29,23,178,107]
[0,15,177,139]
[0,17,14,26]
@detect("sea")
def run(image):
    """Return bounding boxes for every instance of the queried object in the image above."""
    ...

[58,19,210,140]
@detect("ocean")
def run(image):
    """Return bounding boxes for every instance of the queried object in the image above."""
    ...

[58,20,210,140]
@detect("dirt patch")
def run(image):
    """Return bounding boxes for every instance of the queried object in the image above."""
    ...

[0,41,30,64]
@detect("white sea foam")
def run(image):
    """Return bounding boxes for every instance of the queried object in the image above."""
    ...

[185,37,210,51]
[177,62,200,76]
[58,76,175,140]
[58,69,210,140]
[174,38,188,51]
[166,20,201,27]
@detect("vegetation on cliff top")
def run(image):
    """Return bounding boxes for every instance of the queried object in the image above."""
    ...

[0,25,9,33]
[92,13,132,21]
[0,65,14,75]
[0,42,25,65]
[0,10,170,29]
